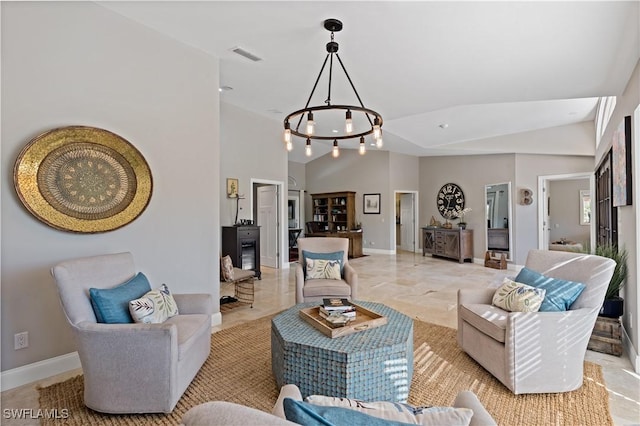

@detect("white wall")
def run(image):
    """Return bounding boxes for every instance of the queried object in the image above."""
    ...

[1,2,220,371]
[420,154,516,260]
[219,102,287,227]
[306,150,392,251]
[419,150,594,265]
[595,59,640,362]
[219,103,288,270]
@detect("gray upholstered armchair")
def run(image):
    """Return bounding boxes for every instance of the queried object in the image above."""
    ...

[51,252,213,414]
[295,237,358,303]
[457,249,615,394]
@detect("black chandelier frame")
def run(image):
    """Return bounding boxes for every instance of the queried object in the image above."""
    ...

[283,18,383,142]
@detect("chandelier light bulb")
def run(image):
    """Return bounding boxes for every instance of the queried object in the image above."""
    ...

[359,136,366,155]
[306,111,315,135]
[305,138,312,157]
[286,140,293,152]
[373,117,381,140]
[376,133,383,149]
[332,139,339,158]
[283,122,291,144]
[345,110,353,133]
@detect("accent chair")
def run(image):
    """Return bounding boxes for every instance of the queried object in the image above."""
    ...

[295,237,358,303]
[457,249,615,394]
[51,252,213,413]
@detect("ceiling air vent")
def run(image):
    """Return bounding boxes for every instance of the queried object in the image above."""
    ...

[230,46,262,62]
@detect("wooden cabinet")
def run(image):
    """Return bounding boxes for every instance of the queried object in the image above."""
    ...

[221,226,261,279]
[310,192,356,232]
[588,316,622,356]
[422,228,473,263]
[307,191,363,258]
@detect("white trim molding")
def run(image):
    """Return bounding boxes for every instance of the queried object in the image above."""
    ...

[1,352,81,392]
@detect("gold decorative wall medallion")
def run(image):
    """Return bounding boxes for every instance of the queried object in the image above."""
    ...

[14,126,153,233]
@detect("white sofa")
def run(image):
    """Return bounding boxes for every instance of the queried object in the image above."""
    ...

[181,384,497,426]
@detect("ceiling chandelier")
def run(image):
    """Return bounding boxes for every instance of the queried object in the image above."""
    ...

[283,19,383,158]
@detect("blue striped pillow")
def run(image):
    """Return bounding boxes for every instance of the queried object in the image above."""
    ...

[514,267,585,311]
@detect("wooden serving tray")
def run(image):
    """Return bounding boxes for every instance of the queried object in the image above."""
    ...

[299,303,388,338]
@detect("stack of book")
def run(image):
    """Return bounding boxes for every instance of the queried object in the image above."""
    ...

[319,298,356,320]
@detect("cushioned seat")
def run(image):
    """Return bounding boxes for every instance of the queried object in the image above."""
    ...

[457,249,615,394]
[51,252,214,413]
[166,314,212,360]
[295,237,358,303]
[458,304,508,342]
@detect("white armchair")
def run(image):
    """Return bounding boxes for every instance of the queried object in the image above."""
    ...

[457,249,615,394]
[295,237,358,303]
[51,252,213,413]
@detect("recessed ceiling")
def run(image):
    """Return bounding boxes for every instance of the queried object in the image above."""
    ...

[98,1,639,163]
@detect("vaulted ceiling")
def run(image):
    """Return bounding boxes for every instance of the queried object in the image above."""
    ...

[98,1,639,163]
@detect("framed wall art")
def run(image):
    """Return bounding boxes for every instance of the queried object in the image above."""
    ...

[13,126,153,233]
[227,178,239,198]
[363,193,381,214]
[612,115,632,207]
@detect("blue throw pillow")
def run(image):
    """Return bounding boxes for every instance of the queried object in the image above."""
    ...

[283,398,414,426]
[302,250,344,274]
[89,272,152,323]
[514,267,586,311]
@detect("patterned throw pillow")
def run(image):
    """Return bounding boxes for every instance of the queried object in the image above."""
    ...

[305,258,342,280]
[220,255,235,282]
[129,284,179,324]
[492,278,546,312]
[302,250,344,274]
[303,396,474,426]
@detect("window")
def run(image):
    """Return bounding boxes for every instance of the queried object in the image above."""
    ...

[595,96,617,147]
[595,150,617,246]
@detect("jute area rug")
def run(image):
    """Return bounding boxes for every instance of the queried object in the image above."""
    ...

[39,315,612,426]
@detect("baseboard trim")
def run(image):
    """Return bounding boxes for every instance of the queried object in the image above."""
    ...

[1,313,224,392]
[211,312,222,327]
[1,351,81,392]
[362,248,394,255]
[621,323,640,374]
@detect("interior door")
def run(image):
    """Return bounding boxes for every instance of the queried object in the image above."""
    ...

[257,185,278,268]
[543,181,550,249]
[400,193,415,252]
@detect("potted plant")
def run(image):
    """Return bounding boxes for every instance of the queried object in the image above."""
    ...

[595,244,628,318]
[455,208,472,230]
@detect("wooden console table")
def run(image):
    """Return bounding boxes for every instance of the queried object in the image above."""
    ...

[305,231,364,258]
[422,227,473,263]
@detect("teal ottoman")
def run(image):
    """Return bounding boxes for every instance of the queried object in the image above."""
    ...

[271,301,413,402]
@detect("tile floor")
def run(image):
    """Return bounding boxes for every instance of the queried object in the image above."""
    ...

[2,251,638,425]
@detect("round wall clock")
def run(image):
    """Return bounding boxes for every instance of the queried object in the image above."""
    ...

[437,183,465,218]
[14,126,153,233]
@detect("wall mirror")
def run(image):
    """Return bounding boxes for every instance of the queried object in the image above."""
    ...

[485,182,513,261]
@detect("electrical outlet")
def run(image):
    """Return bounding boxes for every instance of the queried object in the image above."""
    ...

[14,332,28,350]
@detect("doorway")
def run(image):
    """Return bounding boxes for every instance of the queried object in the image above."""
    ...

[252,179,285,269]
[537,173,594,252]
[394,191,419,253]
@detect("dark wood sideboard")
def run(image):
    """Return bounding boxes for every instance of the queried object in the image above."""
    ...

[422,227,473,263]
